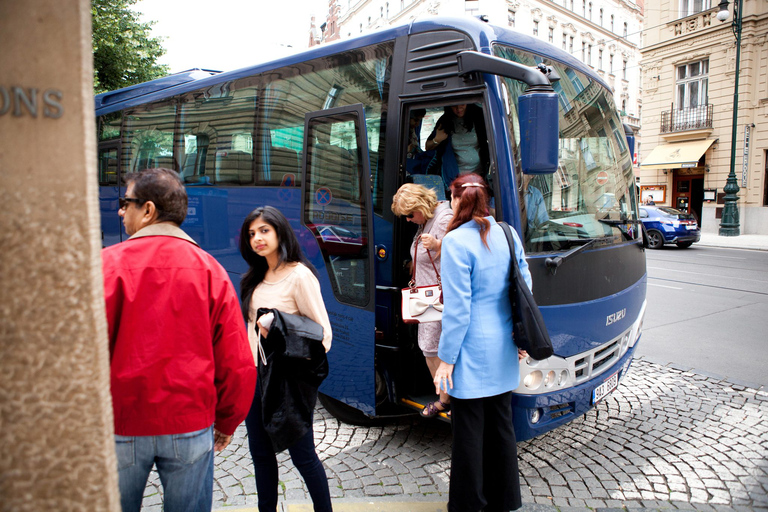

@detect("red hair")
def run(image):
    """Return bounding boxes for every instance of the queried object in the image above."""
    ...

[447,173,491,248]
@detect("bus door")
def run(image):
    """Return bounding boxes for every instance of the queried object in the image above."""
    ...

[302,105,377,415]
[97,140,121,246]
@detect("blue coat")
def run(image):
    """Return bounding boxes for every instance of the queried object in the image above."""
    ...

[437,217,532,399]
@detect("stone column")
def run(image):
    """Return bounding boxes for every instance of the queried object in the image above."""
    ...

[0,1,120,510]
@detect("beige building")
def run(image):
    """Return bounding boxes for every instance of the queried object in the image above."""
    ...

[640,0,768,234]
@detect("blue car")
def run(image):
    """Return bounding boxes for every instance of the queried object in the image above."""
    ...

[640,206,701,249]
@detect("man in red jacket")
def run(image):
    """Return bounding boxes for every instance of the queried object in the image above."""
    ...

[103,168,256,512]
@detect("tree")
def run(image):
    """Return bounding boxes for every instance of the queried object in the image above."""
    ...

[92,0,169,94]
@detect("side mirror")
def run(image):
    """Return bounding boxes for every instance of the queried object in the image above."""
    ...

[455,51,560,174]
[519,87,559,175]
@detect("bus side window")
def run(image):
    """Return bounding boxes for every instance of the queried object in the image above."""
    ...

[123,107,176,175]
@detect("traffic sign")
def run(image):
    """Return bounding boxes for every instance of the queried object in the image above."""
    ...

[316,187,332,206]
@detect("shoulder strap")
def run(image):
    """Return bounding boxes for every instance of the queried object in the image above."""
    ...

[498,221,520,289]
[409,231,441,289]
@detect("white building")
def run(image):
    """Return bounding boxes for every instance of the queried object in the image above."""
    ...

[311,0,644,156]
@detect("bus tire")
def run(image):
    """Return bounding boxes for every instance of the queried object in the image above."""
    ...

[318,393,380,426]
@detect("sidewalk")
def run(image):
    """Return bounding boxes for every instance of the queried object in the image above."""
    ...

[697,232,768,251]
[219,498,756,511]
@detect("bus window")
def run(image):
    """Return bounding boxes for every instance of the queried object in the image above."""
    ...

[98,146,118,186]
[494,45,640,252]
[178,89,257,185]
[123,102,176,176]
[98,111,121,142]
[253,44,391,189]
[304,109,371,307]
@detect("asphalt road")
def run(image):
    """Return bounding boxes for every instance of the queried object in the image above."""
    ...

[637,244,768,389]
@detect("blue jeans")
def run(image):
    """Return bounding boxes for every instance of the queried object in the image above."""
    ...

[246,384,332,512]
[115,425,214,512]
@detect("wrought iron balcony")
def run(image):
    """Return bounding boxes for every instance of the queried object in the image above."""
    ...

[660,104,713,133]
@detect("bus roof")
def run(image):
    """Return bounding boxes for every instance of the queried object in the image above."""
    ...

[95,16,609,116]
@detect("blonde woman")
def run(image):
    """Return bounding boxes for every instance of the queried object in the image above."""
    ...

[391,183,454,417]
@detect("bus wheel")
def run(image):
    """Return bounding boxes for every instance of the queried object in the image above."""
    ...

[319,394,380,426]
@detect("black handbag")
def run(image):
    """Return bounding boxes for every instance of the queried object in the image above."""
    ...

[499,222,554,361]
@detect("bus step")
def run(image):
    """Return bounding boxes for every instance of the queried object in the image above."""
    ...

[401,396,451,422]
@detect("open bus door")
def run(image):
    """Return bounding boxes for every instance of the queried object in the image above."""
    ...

[301,105,377,420]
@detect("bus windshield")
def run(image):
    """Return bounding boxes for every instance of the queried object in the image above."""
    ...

[493,44,640,254]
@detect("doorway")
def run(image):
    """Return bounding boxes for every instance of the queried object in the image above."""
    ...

[672,171,704,225]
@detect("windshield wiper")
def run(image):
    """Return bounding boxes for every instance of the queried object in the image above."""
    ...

[545,238,597,274]
[596,218,642,226]
[596,218,642,241]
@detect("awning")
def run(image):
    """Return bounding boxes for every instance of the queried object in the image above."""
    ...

[640,139,716,169]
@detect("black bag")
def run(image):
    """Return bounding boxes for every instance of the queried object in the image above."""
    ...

[499,222,554,360]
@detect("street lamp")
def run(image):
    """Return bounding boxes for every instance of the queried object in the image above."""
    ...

[717,0,742,236]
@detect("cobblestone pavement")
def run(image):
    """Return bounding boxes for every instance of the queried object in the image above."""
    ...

[138,358,768,511]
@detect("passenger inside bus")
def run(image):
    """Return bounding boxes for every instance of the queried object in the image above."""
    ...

[424,104,489,192]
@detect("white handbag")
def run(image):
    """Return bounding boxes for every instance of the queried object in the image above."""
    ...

[401,238,442,324]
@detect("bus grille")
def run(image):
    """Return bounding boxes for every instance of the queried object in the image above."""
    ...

[572,331,630,384]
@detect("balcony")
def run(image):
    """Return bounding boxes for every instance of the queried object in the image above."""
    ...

[621,112,640,130]
[660,104,714,134]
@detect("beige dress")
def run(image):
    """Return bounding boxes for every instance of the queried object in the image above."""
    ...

[411,201,453,357]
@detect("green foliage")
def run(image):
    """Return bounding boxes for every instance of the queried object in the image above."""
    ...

[92,0,169,94]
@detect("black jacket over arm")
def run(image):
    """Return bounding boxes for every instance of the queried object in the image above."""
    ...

[256,308,329,453]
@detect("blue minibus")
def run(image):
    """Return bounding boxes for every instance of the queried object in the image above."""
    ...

[96,16,646,441]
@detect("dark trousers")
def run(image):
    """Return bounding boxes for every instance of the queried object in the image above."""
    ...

[245,382,332,512]
[449,391,522,512]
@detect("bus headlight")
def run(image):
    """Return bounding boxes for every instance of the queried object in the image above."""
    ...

[557,370,568,386]
[544,370,556,388]
[531,409,541,424]
[524,371,543,389]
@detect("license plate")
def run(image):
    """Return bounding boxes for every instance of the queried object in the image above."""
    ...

[686,224,697,230]
[592,371,619,404]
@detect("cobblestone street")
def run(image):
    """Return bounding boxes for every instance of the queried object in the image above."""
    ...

[139,358,768,511]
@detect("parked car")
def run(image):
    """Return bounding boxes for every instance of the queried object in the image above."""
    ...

[639,206,701,249]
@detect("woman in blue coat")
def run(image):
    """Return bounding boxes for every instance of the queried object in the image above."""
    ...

[434,173,532,512]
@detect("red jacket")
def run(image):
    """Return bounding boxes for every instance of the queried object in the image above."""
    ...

[103,224,256,436]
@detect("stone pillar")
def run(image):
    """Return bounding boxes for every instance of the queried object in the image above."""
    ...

[0,1,120,510]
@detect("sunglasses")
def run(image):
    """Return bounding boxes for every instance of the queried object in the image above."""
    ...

[119,197,144,210]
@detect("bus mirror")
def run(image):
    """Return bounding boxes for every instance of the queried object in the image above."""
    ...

[623,123,635,159]
[519,89,559,175]
[457,51,551,87]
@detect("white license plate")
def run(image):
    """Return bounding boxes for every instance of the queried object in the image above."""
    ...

[686,224,697,230]
[592,371,619,404]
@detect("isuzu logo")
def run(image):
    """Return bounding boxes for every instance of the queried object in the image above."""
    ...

[606,308,626,326]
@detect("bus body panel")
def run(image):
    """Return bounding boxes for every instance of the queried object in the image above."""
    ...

[540,274,647,358]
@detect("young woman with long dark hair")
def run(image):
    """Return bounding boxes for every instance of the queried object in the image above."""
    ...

[239,206,333,512]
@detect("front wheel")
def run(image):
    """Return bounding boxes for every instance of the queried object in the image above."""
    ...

[318,394,380,426]
[676,241,693,248]
[646,230,664,249]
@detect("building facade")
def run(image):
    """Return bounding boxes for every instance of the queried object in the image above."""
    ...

[640,0,768,234]
[310,0,644,161]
